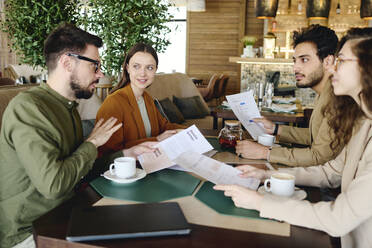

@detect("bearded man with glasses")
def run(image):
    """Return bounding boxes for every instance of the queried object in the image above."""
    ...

[0,23,156,248]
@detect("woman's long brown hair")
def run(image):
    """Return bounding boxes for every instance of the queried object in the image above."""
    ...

[110,43,158,94]
[323,34,372,149]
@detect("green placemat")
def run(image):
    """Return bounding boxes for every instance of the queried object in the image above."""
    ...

[206,137,236,154]
[90,169,201,203]
[195,181,263,219]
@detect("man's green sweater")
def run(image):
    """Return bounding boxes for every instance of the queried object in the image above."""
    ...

[0,83,98,247]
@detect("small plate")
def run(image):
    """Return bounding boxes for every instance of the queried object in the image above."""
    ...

[257,186,307,200]
[103,168,146,184]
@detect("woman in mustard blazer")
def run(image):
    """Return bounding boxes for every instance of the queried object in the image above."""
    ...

[96,43,184,157]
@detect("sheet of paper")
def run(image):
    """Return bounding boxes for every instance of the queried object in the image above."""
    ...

[139,125,213,174]
[168,150,218,172]
[173,151,260,190]
[226,91,266,140]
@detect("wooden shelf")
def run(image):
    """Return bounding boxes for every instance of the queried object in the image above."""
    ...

[229,57,293,65]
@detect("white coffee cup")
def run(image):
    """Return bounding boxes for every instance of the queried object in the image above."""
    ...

[258,134,275,147]
[109,157,136,179]
[264,173,295,197]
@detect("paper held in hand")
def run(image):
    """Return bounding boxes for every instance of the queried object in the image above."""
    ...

[138,125,213,174]
[174,151,260,190]
[226,91,266,140]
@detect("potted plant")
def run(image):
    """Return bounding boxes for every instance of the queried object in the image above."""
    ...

[241,36,257,58]
[1,0,79,68]
[80,0,173,78]
[1,0,173,80]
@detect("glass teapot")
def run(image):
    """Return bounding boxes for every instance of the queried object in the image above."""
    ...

[218,120,243,148]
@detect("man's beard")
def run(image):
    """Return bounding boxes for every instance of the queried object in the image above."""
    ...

[70,75,97,99]
[296,65,324,89]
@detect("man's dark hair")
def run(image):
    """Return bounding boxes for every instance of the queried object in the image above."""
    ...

[43,23,103,71]
[293,24,338,61]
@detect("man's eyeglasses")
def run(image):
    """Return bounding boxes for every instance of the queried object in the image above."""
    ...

[334,57,358,71]
[67,53,100,73]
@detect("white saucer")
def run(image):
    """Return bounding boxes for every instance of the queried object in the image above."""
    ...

[257,186,307,200]
[103,168,146,184]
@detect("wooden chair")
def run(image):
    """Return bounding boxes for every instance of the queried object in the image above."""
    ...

[215,75,229,105]
[95,83,113,101]
[198,74,217,99]
[204,75,222,105]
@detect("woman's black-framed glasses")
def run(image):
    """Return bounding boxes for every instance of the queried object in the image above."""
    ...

[67,53,100,73]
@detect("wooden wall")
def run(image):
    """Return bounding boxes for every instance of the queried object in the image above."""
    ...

[186,0,264,96]
[186,0,246,95]
[245,0,264,47]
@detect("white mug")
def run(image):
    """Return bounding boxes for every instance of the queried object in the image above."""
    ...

[109,157,136,179]
[258,134,275,147]
[264,173,295,197]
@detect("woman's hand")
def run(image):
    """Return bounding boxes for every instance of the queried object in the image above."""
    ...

[123,141,158,159]
[236,165,269,182]
[157,130,178,141]
[213,184,263,211]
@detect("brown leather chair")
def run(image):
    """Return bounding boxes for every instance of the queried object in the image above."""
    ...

[198,74,217,100]
[205,76,222,104]
[215,75,229,104]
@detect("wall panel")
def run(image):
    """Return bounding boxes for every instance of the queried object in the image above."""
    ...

[186,0,246,95]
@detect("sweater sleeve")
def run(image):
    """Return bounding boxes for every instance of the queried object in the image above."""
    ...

[269,116,338,166]
[278,125,310,145]
[4,100,97,200]
[261,146,372,237]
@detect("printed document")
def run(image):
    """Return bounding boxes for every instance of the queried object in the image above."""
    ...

[174,152,260,190]
[226,91,265,140]
[138,125,213,174]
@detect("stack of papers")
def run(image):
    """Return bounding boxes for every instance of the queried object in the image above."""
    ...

[270,103,297,113]
[272,96,297,104]
[174,152,260,190]
[138,125,260,191]
[138,125,213,174]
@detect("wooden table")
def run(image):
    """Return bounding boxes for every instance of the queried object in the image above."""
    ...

[33,185,339,248]
[211,108,306,129]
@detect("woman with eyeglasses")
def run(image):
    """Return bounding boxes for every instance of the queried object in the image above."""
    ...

[214,28,372,248]
[96,43,185,157]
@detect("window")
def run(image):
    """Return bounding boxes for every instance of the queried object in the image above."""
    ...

[157,6,186,73]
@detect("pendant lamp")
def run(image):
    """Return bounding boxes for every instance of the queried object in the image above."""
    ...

[256,0,279,19]
[306,0,331,19]
[361,0,372,20]
[187,0,206,12]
